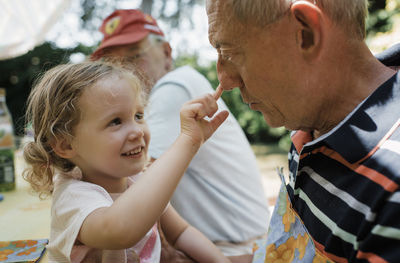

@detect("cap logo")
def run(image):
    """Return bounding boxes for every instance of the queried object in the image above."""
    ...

[144,14,154,23]
[105,16,120,35]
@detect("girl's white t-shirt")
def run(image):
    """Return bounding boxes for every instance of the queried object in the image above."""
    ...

[47,167,163,263]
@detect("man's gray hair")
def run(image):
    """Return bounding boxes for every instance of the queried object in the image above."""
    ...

[229,0,368,39]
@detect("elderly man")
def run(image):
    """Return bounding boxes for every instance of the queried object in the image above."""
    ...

[91,9,271,257]
[207,0,400,262]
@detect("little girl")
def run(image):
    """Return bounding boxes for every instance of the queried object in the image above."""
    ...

[23,61,229,263]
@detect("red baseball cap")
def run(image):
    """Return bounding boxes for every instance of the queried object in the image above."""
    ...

[91,9,164,60]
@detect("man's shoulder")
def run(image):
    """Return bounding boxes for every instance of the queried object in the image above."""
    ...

[156,65,211,90]
[151,66,213,100]
[376,43,400,67]
[167,65,200,77]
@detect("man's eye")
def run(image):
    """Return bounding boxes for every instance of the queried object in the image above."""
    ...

[135,113,144,121]
[109,118,122,126]
[222,53,232,61]
[127,53,142,62]
[132,53,141,59]
[218,50,233,62]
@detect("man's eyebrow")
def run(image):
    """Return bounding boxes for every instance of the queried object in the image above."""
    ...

[209,30,233,48]
[216,41,235,49]
[211,39,229,48]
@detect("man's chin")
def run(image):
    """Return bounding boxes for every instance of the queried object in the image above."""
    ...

[262,114,285,129]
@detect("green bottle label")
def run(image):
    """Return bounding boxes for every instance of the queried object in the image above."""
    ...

[0,148,15,191]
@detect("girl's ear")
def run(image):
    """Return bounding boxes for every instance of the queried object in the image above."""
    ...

[50,137,76,159]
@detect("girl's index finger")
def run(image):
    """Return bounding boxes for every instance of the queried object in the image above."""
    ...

[213,85,223,100]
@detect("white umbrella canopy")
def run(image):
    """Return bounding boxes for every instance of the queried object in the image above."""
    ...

[0,0,71,60]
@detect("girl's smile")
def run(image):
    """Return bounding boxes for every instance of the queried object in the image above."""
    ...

[68,74,150,192]
[121,145,145,158]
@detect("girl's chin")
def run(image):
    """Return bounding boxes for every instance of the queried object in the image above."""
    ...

[130,164,147,175]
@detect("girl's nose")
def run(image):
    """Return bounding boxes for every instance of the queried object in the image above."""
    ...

[128,126,144,140]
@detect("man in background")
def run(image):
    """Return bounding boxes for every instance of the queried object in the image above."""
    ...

[91,9,271,256]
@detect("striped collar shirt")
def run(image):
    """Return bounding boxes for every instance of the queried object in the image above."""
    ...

[287,72,400,262]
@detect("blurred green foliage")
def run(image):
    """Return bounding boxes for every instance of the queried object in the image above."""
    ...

[0,0,398,148]
[367,0,399,35]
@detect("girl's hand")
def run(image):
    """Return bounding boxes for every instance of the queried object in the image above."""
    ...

[179,86,228,146]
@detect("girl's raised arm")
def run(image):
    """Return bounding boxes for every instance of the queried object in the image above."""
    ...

[78,93,229,249]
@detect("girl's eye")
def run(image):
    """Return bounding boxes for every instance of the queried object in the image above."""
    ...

[109,118,122,126]
[135,113,144,121]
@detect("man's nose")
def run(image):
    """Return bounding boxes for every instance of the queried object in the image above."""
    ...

[217,59,243,91]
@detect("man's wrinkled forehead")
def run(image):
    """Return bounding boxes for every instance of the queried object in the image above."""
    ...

[206,0,234,23]
[206,0,222,13]
[206,0,237,47]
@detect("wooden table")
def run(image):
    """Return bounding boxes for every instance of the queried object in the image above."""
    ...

[0,150,50,262]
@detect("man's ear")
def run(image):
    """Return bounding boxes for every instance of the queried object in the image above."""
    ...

[50,137,76,159]
[290,1,322,59]
[162,42,173,71]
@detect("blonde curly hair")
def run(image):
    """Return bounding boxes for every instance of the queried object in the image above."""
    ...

[23,61,146,198]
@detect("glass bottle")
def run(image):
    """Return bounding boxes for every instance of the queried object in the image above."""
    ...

[0,88,15,191]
